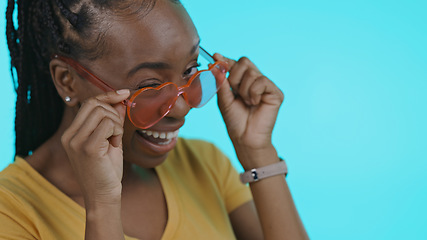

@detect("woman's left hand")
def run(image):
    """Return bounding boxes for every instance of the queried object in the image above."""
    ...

[214,54,284,168]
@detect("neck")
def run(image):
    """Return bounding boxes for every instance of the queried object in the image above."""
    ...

[25,107,81,196]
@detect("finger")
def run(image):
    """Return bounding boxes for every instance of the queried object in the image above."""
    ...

[226,57,251,90]
[227,59,248,91]
[238,68,262,105]
[213,53,236,69]
[72,105,123,141]
[248,76,284,106]
[109,133,123,149]
[248,77,267,106]
[92,118,124,148]
[213,53,246,90]
[112,102,127,125]
[95,89,130,104]
[64,110,123,154]
[214,54,261,74]
[223,57,261,94]
[84,117,124,153]
[97,89,130,125]
[66,101,123,143]
[68,90,129,133]
[217,77,235,110]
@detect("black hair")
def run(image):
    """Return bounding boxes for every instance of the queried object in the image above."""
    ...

[6,0,182,157]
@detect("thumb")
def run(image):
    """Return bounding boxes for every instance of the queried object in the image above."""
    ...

[113,101,127,125]
[217,76,234,111]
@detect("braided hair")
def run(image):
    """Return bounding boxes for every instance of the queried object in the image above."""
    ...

[5,0,173,157]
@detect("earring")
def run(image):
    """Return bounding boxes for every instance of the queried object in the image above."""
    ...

[65,96,71,102]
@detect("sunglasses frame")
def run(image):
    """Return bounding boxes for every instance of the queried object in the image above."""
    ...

[52,47,228,128]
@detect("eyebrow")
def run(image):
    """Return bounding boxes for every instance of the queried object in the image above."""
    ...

[127,39,201,78]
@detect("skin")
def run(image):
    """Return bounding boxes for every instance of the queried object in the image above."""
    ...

[25,0,309,239]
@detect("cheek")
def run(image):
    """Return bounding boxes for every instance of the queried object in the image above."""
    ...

[122,118,140,161]
[122,117,135,144]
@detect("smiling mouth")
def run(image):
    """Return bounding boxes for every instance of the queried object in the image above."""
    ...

[137,129,180,145]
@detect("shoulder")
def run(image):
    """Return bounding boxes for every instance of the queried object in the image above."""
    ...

[0,157,35,210]
[0,158,36,233]
[0,156,61,217]
[163,138,238,188]
[0,157,27,196]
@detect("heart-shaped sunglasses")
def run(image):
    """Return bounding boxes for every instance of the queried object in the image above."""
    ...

[53,47,228,129]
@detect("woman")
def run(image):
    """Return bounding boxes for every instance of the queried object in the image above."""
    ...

[2,0,308,239]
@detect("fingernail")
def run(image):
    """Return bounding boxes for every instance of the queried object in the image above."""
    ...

[116,89,130,95]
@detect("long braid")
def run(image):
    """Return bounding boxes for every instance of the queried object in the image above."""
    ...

[6,0,18,90]
[7,0,65,156]
[54,0,79,28]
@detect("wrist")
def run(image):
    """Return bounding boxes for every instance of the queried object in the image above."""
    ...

[83,189,122,211]
[234,144,279,170]
[82,183,123,208]
[85,198,122,212]
[85,199,125,240]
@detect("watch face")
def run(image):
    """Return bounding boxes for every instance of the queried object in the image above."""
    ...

[251,169,259,181]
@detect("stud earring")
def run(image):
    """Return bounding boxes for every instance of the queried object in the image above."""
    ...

[65,96,71,102]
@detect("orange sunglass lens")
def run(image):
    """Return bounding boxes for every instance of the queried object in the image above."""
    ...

[128,84,178,128]
[126,62,227,128]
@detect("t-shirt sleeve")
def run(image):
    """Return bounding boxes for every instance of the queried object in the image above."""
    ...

[206,142,253,214]
[0,213,36,240]
[0,189,37,240]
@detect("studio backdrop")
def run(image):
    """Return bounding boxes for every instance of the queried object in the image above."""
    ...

[1,0,426,239]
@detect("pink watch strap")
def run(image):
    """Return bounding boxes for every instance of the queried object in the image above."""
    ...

[240,160,287,184]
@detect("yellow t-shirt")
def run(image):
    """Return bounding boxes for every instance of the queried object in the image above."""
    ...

[0,138,252,239]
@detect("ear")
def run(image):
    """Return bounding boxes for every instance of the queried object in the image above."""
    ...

[49,58,80,107]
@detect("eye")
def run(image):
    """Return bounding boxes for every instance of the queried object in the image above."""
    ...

[135,80,162,90]
[137,83,161,89]
[183,63,200,77]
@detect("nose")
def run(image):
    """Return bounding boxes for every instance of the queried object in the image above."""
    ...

[164,94,191,120]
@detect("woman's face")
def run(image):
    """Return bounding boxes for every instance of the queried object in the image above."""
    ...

[77,0,200,167]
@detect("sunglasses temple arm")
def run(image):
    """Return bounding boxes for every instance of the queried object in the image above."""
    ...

[199,47,215,64]
[72,65,116,93]
[77,67,132,107]
[53,55,132,107]
[69,63,132,107]
[53,55,117,93]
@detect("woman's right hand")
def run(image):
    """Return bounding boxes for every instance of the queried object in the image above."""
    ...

[61,89,130,206]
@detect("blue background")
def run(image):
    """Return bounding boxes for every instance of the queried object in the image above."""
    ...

[1,0,426,239]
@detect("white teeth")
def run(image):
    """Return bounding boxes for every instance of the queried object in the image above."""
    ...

[140,129,180,140]
[166,132,174,139]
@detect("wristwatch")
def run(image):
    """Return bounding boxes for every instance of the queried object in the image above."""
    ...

[240,159,287,184]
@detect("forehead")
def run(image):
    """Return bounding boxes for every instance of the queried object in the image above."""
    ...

[101,0,199,64]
